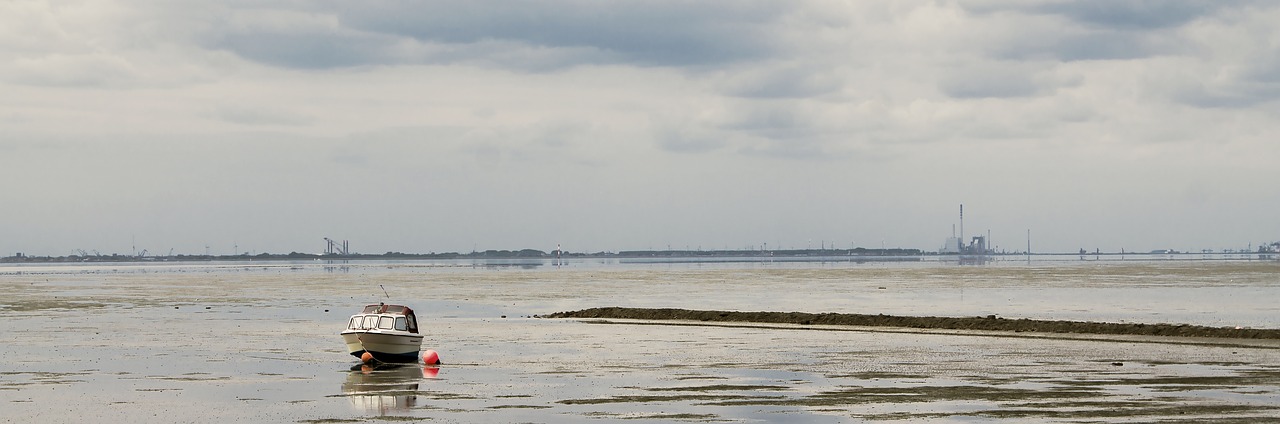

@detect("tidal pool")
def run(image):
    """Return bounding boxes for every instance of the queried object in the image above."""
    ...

[1,259,1278,422]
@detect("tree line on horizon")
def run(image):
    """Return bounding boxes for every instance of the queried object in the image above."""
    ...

[2,246,932,263]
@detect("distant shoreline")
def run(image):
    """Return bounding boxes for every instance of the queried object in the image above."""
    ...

[0,247,921,263]
[4,247,1276,263]
[544,307,1280,340]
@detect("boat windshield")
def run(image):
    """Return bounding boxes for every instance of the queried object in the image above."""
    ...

[348,305,420,333]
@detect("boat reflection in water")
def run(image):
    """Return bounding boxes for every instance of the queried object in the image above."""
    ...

[342,364,440,414]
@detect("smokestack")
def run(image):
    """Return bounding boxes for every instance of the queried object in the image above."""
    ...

[959,204,964,252]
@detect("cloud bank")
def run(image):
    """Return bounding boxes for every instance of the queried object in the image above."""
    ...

[1,0,1277,255]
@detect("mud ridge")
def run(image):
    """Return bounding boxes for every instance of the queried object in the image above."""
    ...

[543,307,1280,339]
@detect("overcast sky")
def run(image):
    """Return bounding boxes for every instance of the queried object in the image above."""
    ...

[3,0,1278,256]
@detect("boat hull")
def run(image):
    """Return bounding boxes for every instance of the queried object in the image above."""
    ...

[342,330,424,363]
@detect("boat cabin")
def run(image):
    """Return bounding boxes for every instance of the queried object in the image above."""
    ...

[346,303,419,334]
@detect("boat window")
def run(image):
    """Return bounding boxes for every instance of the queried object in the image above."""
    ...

[348,317,360,329]
[395,317,407,331]
[378,316,395,329]
[406,315,417,332]
[362,315,378,330]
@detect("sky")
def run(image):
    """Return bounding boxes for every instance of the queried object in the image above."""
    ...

[2,0,1278,257]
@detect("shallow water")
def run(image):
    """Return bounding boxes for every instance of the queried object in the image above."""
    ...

[2,259,1278,422]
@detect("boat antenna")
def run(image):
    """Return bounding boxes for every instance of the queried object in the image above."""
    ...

[379,284,390,298]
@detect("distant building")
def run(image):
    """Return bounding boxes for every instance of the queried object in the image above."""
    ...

[939,237,960,254]
[940,236,989,255]
[962,236,989,256]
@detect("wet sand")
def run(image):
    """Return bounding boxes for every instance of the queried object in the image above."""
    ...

[2,260,1279,422]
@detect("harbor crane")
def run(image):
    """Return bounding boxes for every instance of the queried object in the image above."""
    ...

[324,238,350,255]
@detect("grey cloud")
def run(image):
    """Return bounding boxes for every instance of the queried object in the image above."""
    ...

[655,104,820,157]
[738,141,827,160]
[939,72,1039,99]
[212,28,396,69]
[968,1,1264,62]
[332,0,785,66]
[938,65,1081,99]
[1178,39,1280,108]
[1025,0,1223,30]
[1250,61,1280,84]
[722,66,844,99]
[721,105,814,138]
[216,105,312,126]
[6,53,141,88]
[994,30,1169,62]
[657,127,727,154]
[1177,84,1280,108]
[207,1,789,70]
[212,25,621,71]
[968,0,1244,31]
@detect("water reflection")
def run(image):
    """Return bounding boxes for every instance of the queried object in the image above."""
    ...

[324,260,351,273]
[958,255,993,266]
[342,364,439,414]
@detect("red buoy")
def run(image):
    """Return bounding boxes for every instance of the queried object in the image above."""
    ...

[360,352,374,363]
[422,349,440,365]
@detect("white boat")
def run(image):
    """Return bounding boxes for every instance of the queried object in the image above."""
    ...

[341,303,424,363]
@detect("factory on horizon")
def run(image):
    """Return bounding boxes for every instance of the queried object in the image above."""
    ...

[938,204,993,258]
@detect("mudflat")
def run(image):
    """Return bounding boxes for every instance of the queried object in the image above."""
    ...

[2,259,1279,422]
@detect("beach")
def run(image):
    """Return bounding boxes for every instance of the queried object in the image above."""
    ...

[2,259,1278,422]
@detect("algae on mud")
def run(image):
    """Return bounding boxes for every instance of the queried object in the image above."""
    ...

[545,307,1280,339]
